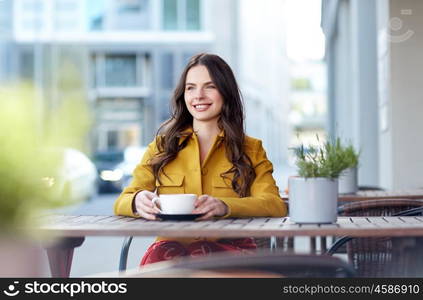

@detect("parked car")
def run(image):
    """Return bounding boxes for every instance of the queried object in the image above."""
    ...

[44,147,98,203]
[93,146,147,193]
[93,150,124,193]
[116,146,148,190]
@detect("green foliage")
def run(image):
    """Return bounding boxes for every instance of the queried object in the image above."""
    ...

[291,136,360,179]
[0,83,91,233]
[291,77,312,90]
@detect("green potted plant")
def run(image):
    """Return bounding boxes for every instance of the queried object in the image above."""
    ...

[288,137,354,224]
[0,83,90,276]
[337,143,360,194]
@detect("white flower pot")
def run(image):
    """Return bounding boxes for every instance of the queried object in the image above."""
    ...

[288,177,338,224]
[338,167,358,194]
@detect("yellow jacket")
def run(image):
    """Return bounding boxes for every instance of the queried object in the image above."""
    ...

[114,128,287,244]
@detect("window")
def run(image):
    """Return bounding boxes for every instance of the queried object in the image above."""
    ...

[22,18,43,31]
[92,53,149,88]
[87,0,105,31]
[160,53,174,89]
[163,0,177,30]
[22,0,43,12]
[117,0,148,13]
[95,98,144,151]
[105,55,137,87]
[186,0,200,30]
[107,130,119,149]
[55,0,77,11]
[19,51,34,80]
[162,0,200,31]
[115,0,151,30]
[55,19,77,31]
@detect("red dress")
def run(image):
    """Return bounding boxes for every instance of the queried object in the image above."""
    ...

[140,238,257,266]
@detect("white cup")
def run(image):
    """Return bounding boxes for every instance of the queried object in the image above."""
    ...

[152,194,197,214]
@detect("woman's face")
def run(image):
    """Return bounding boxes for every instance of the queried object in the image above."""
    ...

[184,65,224,125]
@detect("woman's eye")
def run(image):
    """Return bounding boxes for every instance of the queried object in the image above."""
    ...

[186,86,194,91]
[206,85,216,89]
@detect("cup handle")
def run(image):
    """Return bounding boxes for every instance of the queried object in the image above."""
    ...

[152,197,162,213]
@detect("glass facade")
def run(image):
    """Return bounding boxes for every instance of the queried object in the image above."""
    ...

[22,0,44,12]
[85,0,200,31]
[92,54,138,87]
[116,0,148,13]
[163,0,178,30]
[186,0,200,30]
[107,130,119,149]
[87,0,105,31]
[163,0,200,30]
[9,0,205,153]
[115,0,151,30]
[19,51,34,80]
[55,0,77,11]
[96,98,143,150]
[160,53,174,89]
[104,54,137,87]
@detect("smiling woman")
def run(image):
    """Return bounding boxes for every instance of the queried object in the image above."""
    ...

[184,65,224,124]
[114,53,287,266]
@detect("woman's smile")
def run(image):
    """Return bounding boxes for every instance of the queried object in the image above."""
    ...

[184,65,224,124]
[193,103,212,112]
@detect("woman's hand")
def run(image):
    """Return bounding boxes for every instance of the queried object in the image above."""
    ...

[193,194,228,220]
[133,190,161,220]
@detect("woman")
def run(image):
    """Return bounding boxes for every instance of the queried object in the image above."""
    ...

[114,53,287,265]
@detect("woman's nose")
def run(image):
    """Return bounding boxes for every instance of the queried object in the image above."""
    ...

[193,88,205,99]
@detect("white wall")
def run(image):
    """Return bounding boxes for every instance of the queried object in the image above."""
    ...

[378,0,423,189]
[323,0,381,188]
[349,0,379,187]
[376,0,393,189]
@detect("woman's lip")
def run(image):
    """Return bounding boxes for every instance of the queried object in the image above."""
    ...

[193,104,212,112]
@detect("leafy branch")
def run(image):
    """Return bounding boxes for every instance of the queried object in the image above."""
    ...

[291,136,360,179]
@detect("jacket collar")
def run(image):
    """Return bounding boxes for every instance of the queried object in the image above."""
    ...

[178,126,225,145]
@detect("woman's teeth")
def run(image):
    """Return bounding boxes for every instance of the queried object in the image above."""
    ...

[194,104,210,110]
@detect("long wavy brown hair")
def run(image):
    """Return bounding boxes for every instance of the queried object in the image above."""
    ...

[150,53,255,197]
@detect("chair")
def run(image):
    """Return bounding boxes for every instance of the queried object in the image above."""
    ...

[118,235,288,272]
[337,198,423,216]
[128,251,356,278]
[326,199,423,277]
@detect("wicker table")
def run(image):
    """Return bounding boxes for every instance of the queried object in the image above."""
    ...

[41,214,423,277]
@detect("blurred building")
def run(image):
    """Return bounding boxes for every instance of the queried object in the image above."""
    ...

[0,0,13,83]
[284,0,327,170]
[288,60,326,148]
[3,0,290,175]
[10,0,219,152]
[237,0,290,168]
[322,0,423,189]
